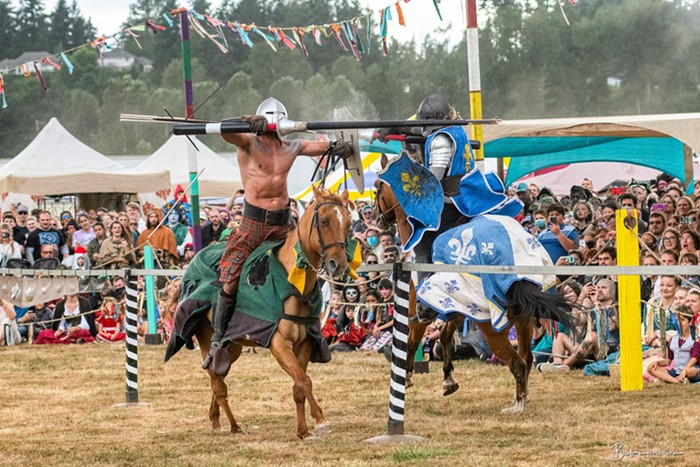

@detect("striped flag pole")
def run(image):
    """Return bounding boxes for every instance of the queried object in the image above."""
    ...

[124,273,140,403]
[466,0,485,170]
[366,262,423,443]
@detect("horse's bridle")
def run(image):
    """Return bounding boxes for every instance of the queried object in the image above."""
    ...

[310,200,349,260]
[373,180,400,230]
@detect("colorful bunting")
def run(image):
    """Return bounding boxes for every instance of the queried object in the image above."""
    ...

[41,57,62,71]
[125,28,143,49]
[33,62,48,92]
[0,72,7,109]
[162,13,174,28]
[60,53,74,75]
[0,0,479,107]
[145,19,166,33]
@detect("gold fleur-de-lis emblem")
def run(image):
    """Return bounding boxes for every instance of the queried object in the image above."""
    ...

[401,172,421,196]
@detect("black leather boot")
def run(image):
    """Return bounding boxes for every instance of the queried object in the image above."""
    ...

[202,292,236,375]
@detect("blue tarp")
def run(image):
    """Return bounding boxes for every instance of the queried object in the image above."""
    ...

[484,136,685,186]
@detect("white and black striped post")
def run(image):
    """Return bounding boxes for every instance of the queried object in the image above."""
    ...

[124,273,140,403]
[366,262,423,443]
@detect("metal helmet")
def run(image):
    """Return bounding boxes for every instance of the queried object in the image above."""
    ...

[416,94,452,120]
[256,97,288,125]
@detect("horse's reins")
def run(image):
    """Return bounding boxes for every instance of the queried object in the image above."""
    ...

[310,200,350,261]
[373,180,400,229]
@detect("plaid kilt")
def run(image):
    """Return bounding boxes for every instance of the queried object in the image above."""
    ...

[219,215,294,285]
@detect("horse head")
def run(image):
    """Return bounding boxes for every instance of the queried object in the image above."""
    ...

[374,154,411,246]
[298,185,355,279]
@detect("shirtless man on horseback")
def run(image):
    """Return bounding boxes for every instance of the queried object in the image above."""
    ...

[202,97,354,375]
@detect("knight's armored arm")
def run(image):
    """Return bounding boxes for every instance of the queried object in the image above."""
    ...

[427,133,456,181]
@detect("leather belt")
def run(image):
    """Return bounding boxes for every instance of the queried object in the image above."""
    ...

[243,201,290,225]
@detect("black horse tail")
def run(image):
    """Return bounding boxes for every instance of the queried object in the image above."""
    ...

[506,280,580,339]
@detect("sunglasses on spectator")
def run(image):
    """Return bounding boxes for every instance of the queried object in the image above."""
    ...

[17,211,28,215]
[366,260,378,264]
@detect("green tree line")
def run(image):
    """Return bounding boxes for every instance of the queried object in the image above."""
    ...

[1,0,700,157]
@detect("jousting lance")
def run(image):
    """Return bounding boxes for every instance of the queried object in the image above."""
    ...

[169,117,501,137]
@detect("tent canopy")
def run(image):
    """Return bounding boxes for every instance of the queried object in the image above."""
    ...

[482,113,700,186]
[293,152,384,202]
[135,135,242,197]
[0,118,170,195]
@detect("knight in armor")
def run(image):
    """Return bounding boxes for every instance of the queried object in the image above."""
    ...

[381,95,521,322]
[202,97,356,375]
[411,95,474,321]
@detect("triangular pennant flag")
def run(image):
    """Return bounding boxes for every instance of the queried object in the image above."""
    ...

[145,19,166,33]
[125,28,143,49]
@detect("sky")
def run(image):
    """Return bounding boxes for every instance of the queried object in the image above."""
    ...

[35,0,467,46]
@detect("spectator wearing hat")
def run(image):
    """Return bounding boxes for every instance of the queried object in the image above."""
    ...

[10,203,30,245]
[352,204,377,236]
[515,182,534,214]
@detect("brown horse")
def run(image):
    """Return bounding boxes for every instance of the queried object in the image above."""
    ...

[374,157,575,413]
[191,186,354,438]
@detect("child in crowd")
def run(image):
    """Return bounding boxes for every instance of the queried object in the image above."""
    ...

[95,297,125,342]
[360,278,394,352]
[644,275,680,349]
[321,291,342,344]
[330,305,366,352]
[647,306,700,383]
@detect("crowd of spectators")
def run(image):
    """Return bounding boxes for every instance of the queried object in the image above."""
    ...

[2,175,699,385]
[318,174,700,384]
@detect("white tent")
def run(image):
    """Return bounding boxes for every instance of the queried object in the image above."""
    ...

[0,118,170,195]
[135,135,242,197]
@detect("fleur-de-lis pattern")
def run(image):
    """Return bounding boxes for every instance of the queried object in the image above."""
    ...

[480,241,495,255]
[444,279,459,294]
[439,297,454,309]
[401,172,422,196]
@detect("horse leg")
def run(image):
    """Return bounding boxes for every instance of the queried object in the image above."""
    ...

[514,316,535,404]
[406,320,429,389]
[441,320,460,396]
[295,339,333,436]
[212,343,244,433]
[478,323,528,414]
[269,334,323,440]
[198,323,244,433]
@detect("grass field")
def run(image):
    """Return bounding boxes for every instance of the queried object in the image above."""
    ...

[1,343,698,466]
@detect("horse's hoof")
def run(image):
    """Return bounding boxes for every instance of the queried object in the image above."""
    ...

[314,422,333,436]
[406,377,414,389]
[442,382,459,396]
[230,426,247,435]
[501,401,526,414]
[299,431,317,440]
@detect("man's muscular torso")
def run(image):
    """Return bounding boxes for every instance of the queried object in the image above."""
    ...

[223,133,328,210]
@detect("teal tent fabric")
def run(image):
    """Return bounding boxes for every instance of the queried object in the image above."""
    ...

[483,136,685,186]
